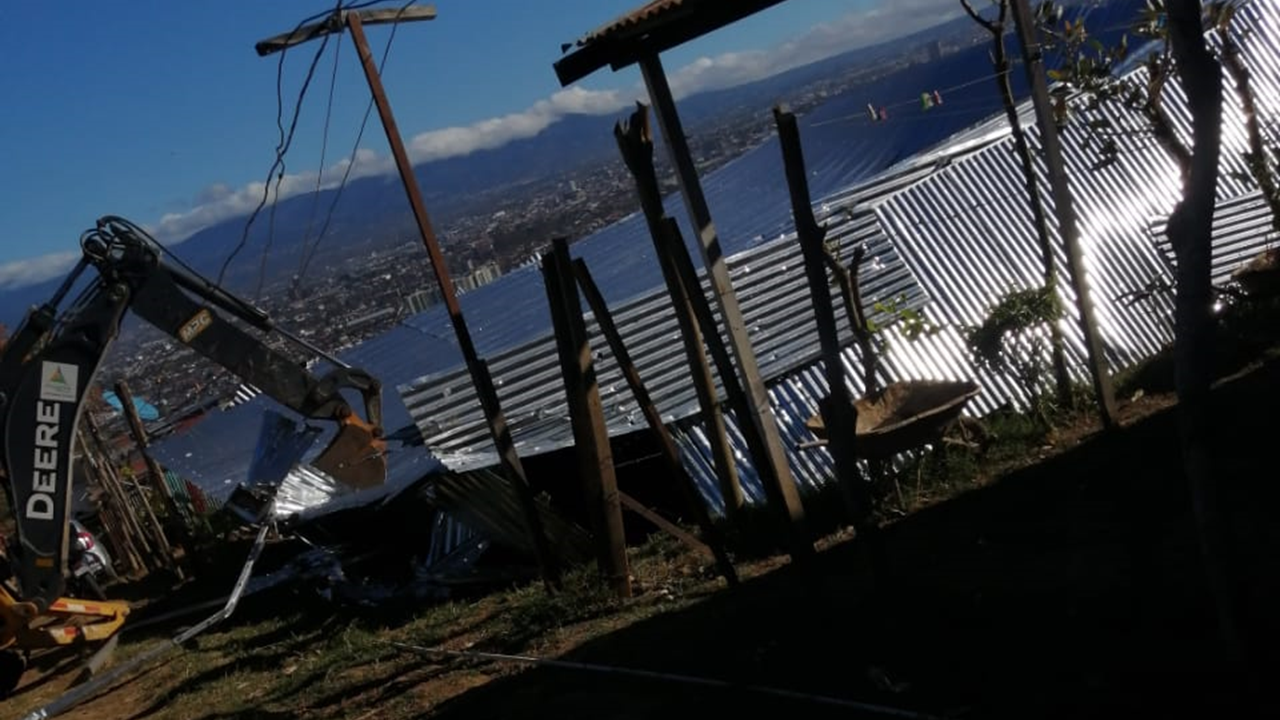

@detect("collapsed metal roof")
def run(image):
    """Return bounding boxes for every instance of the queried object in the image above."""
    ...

[154,0,1280,521]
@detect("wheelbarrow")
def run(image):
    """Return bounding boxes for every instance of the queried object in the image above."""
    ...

[805,379,981,459]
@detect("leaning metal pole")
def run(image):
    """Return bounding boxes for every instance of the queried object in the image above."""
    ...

[343,12,560,588]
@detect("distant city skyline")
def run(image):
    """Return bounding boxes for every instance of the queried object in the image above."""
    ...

[0,0,963,290]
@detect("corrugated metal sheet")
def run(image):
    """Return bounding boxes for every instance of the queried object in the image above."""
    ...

[1151,190,1280,286]
[426,469,594,565]
[397,147,1003,470]
[156,1,1280,524]
[402,1,1280,513]
[578,0,688,45]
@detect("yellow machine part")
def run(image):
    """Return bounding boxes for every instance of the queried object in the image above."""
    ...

[311,414,388,490]
[0,585,130,651]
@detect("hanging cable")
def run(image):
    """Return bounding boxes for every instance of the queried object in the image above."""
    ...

[292,28,346,288]
[218,0,404,290]
[292,0,417,295]
[810,71,1012,129]
[217,7,336,290]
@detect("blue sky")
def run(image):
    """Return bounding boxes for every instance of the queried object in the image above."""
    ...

[0,0,959,289]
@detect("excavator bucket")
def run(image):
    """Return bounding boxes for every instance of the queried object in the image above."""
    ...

[311,418,387,490]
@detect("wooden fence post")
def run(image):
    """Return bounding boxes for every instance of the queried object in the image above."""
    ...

[542,239,631,598]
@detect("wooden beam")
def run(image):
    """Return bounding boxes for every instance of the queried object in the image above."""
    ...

[255,5,437,56]
[774,105,868,525]
[542,239,631,598]
[1010,0,1118,428]
[115,381,187,531]
[639,54,813,561]
[619,492,712,559]
[573,257,738,585]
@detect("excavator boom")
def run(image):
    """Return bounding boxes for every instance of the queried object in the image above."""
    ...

[0,216,387,613]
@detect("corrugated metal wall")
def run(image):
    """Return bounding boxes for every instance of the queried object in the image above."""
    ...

[671,0,1280,512]
[397,147,995,472]
[402,1,1280,514]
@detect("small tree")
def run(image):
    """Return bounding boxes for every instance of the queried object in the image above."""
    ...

[1039,0,1192,178]
[965,286,1064,422]
[961,0,1073,408]
[1209,2,1280,231]
[1166,0,1247,669]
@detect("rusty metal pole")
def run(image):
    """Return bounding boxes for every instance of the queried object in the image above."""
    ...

[1010,0,1118,428]
[344,12,560,589]
[542,240,631,598]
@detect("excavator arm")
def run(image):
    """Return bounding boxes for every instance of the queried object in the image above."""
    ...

[0,216,386,613]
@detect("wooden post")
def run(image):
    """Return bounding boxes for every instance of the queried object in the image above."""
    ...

[115,381,187,528]
[542,239,631,598]
[614,109,745,521]
[81,418,158,569]
[573,257,738,585]
[638,56,812,560]
[1010,0,1119,428]
[97,506,145,578]
[774,105,868,525]
[338,11,560,589]
[78,433,147,575]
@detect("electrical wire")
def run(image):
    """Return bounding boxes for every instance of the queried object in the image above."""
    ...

[810,70,1013,129]
[292,28,346,288]
[292,0,417,294]
[218,12,335,290]
[218,0,407,290]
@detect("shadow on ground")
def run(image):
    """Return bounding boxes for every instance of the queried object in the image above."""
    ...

[417,360,1280,720]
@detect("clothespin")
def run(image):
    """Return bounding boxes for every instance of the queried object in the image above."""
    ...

[920,92,934,110]
[933,89,943,106]
[867,103,878,122]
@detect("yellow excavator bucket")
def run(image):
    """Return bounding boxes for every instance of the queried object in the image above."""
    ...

[311,416,387,490]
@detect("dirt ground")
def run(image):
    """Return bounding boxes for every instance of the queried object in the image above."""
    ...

[4,358,1278,720]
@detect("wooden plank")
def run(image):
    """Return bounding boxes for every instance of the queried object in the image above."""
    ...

[543,239,631,598]
[115,382,186,526]
[255,5,437,56]
[112,381,185,578]
[574,257,738,584]
[81,417,158,570]
[613,106,745,521]
[619,492,712,559]
[639,54,813,561]
[775,105,869,526]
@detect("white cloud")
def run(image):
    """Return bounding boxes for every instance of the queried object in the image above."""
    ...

[0,251,80,291]
[407,86,627,163]
[0,0,962,287]
[667,0,963,98]
[146,87,627,246]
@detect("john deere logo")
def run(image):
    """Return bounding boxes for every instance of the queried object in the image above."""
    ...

[179,309,213,344]
[39,361,79,403]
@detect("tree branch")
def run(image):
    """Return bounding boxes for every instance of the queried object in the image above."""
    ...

[960,0,999,35]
